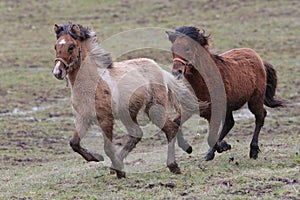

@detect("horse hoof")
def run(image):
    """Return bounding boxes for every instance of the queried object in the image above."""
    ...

[168,162,181,174]
[204,152,215,161]
[216,141,231,153]
[116,170,126,179]
[186,146,193,154]
[109,168,116,175]
[249,145,260,159]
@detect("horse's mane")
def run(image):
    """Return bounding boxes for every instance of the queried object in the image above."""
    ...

[169,26,210,47]
[87,30,113,68]
[56,22,113,68]
[169,26,224,62]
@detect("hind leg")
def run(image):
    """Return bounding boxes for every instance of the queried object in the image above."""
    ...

[118,119,143,161]
[205,112,235,161]
[248,100,267,159]
[148,104,181,174]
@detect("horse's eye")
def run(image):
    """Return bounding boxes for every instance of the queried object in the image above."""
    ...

[68,44,74,53]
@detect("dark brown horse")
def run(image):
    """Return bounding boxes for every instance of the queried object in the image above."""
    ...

[52,23,206,178]
[167,26,282,161]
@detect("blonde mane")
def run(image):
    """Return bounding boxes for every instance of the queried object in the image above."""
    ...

[86,30,113,68]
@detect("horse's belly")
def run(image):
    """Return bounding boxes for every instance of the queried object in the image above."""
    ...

[226,80,255,111]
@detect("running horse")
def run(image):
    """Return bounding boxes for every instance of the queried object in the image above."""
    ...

[167,26,282,161]
[52,23,206,178]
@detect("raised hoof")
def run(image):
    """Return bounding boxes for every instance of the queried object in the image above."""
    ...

[109,168,116,175]
[186,146,193,154]
[116,170,126,179]
[168,163,181,174]
[216,141,232,153]
[204,151,215,161]
[249,145,261,159]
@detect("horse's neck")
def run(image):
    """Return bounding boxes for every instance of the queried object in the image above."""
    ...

[67,69,78,88]
[67,55,107,120]
[185,67,210,102]
[68,54,106,87]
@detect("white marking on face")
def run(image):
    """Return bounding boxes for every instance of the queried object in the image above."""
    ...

[59,38,66,45]
[53,61,61,75]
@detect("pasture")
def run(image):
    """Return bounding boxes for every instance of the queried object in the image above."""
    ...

[0,0,299,199]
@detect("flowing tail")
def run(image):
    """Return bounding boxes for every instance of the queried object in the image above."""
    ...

[162,70,208,114]
[263,61,283,108]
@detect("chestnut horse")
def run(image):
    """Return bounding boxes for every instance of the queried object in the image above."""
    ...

[52,23,206,178]
[167,26,282,161]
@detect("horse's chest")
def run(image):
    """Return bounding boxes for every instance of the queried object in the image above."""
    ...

[71,88,98,120]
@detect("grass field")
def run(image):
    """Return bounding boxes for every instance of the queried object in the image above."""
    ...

[0,0,299,199]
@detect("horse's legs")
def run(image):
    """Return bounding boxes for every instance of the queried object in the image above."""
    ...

[70,117,104,162]
[248,100,267,159]
[173,111,193,154]
[148,103,181,174]
[205,112,235,161]
[161,118,181,174]
[99,119,125,178]
[118,118,143,161]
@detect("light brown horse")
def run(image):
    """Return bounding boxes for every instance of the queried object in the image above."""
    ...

[167,26,282,161]
[52,23,206,178]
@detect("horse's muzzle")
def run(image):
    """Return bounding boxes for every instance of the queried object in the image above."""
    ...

[172,70,183,80]
[53,60,66,80]
[53,69,64,80]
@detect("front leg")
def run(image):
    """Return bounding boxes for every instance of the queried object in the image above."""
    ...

[69,116,104,162]
[204,140,231,161]
[70,131,104,162]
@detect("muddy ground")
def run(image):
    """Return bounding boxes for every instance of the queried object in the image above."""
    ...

[0,0,299,199]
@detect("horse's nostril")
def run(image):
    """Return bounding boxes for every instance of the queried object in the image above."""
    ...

[178,69,183,74]
[58,69,62,78]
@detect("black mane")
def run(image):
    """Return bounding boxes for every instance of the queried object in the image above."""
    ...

[169,26,210,47]
[169,26,224,62]
[56,22,91,41]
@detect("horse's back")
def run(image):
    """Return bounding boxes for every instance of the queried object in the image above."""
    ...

[100,58,168,118]
[219,48,266,110]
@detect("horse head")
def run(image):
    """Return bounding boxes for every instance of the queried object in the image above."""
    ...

[166,26,210,79]
[52,23,84,80]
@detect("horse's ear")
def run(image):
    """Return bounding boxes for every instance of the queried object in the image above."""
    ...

[166,31,174,38]
[54,24,60,35]
[71,24,81,37]
[166,31,176,43]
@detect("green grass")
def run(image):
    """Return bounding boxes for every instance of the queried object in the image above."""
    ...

[0,0,299,199]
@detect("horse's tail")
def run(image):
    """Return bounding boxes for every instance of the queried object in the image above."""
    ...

[162,70,208,114]
[263,60,283,108]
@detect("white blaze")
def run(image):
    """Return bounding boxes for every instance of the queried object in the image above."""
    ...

[59,38,66,45]
[53,61,61,75]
